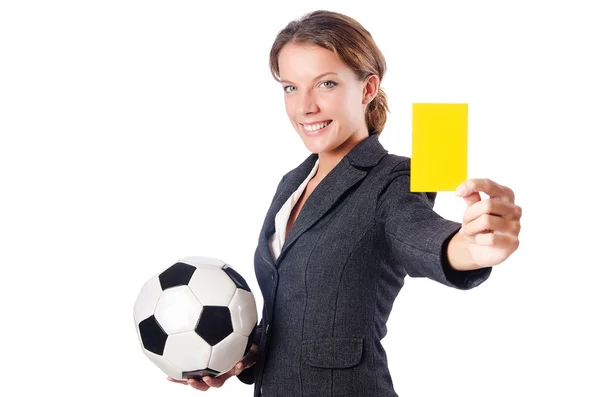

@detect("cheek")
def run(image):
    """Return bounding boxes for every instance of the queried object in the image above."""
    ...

[324,93,349,120]
[339,92,363,125]
[284,99,295,119]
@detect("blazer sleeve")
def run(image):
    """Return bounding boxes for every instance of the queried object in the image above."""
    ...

[377,159,492,290]
[236,319,263,384]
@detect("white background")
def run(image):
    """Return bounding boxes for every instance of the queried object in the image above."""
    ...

[1,1,598,396]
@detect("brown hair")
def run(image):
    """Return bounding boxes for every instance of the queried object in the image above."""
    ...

[269,10,390,136]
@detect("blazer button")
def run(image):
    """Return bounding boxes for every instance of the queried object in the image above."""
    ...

[270,273,274,280]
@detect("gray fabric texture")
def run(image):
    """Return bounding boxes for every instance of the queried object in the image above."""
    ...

[236,135,492,396]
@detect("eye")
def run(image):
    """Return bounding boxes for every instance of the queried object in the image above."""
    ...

[283,80,337,94]
[321,80,338,88]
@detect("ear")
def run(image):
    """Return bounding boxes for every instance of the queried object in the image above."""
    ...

[362,74,380,104]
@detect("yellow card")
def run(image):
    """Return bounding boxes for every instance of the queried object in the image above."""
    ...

[411,103,468,192]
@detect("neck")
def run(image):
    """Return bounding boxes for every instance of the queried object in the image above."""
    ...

[316,131,369,180]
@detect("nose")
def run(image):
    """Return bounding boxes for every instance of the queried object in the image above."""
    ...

[297,89,319,115]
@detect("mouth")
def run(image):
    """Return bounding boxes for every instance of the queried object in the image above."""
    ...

[301,120,333,136]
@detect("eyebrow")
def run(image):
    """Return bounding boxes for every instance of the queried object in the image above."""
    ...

[279,72,339,85]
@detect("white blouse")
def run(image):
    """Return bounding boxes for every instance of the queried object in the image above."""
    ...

[268,159,320,261]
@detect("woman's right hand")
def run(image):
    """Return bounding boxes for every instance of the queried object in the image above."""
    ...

[167,343,258,391]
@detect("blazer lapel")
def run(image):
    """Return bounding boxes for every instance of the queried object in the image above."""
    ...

[257,154,318,269]
[257,135,388,269]
[277,159,366,265]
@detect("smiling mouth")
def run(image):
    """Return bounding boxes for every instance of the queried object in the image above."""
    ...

[301,120,332,133]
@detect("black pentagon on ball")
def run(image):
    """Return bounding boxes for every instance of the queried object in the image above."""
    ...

[195,306,233,346]
[139,315,168,355]
[183,367,221,380]
[159,262,196,290]
[222,265,251,292]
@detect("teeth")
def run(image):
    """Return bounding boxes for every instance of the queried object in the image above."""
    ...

[303,121,331,131]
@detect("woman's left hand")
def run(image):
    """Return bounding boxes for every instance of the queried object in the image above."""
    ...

[455,178,522,268]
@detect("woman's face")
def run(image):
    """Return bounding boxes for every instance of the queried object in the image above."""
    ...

[278,43,378,155]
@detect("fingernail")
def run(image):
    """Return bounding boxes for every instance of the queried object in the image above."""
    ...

[456,185,465,196]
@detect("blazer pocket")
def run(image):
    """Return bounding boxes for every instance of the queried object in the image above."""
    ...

[302,337,364,369]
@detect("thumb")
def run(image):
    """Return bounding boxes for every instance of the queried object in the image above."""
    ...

[459,191,481,207]
[455,182,482,207]
[233,361,245,374]
[241,345,259,368]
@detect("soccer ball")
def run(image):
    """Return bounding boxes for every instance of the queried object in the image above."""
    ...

[133,256,258,381]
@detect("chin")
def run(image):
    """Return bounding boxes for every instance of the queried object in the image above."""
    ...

[301,141,324,154]
[304,141,340,155]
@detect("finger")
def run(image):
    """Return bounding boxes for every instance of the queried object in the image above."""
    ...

[188,378,210,391]
[460,231,477,243]
[473,232,520,249]
[234,362,245,375]
[462,214,520,237]
[461,191,482,208]
[243,348,258,363]
[206,375,227,388]
[239,349,258,369]
[167,376,189,384]
[242,355,257,370]
[204,375,229,388]
[463,199,521,224]
[456,178,515,202]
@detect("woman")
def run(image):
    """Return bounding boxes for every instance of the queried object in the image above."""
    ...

[169,9,522,397]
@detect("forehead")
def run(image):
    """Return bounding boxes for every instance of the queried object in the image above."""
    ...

[278,43,350,83]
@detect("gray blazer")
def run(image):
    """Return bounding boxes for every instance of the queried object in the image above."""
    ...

[237,135,492,397]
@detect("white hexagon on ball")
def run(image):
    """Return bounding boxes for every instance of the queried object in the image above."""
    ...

[209,332,248,374]
[228,289,258,337]
[133,274,162,326]
[188,266,237,306]
[154,285,203,334]
[163,331,212,376]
